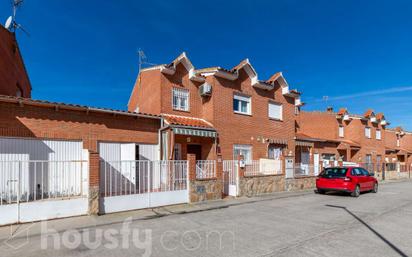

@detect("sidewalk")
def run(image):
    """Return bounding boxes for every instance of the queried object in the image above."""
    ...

[1,178,409,242]
[0,189,313,241]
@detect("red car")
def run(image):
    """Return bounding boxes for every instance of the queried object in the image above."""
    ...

[316,166,378,197]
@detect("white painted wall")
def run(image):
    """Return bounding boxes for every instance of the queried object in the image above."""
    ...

[19,198,88,223]
[101,190,187,214]
[0,138,87,202]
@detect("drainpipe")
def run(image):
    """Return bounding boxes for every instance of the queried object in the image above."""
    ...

[158,118,169,160]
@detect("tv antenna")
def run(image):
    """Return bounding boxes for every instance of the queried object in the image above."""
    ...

[137,49,157,73]
[322,95,329,108]
[4,0,30,36]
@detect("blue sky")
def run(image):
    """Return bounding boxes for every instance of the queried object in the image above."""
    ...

[1,0,412,129]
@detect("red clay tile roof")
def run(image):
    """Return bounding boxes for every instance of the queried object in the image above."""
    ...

[376,112,385,120]
[295,133,337,143]
[339,139,361,148]
[364,109,374,118]
[337,108,348,116]
[0,95,160,119]
[231,59,250,72]
[162,114,215,129]
[395,126,404,133]
[267,72,282,82]
[289,89,302,95]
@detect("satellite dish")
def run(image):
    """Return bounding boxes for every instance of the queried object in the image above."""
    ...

[4,16,12,30]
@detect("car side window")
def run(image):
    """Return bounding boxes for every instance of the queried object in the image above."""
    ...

[352,168,362,176]
[361,168,370,176]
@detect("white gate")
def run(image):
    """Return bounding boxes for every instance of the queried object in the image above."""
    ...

[99,160,188,214]
[223,160,238,197]
[0,160,88,225]
[0,138,89,225]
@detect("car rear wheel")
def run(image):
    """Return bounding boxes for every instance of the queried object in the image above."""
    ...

[351,185,360,197]
[372,183,378,193]
[317,189,325,194]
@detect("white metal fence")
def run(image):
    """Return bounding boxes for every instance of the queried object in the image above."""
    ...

[223,160,238,196]
[196,160,216,179]
[244,159,283,176]
[294,163,314,177]
[100,160,188,197]
[0,160,88,205]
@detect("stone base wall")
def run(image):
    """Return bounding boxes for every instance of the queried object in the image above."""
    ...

[375,170,411,181]
[89,186,100,215]
[385,170,410,180]
[285,176,316,192]
[190,179,223,202]
[239,175,285,197]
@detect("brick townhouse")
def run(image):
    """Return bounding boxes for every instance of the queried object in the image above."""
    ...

[128,52,303,162]
[0,25,31,98]
[296,107,388,172]
[385,127,412,164]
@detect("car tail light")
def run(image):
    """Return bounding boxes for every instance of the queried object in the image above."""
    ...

[343,177,352,182]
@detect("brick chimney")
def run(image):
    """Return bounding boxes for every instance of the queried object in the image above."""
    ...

[326,106,334,113]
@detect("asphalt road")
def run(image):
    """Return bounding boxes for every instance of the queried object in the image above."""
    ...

[1,181,412,257]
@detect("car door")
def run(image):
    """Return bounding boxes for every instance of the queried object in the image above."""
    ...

[361,168,374,190]
[352,168,367,190]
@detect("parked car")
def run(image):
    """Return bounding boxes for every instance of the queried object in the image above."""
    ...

[316,166,378,197]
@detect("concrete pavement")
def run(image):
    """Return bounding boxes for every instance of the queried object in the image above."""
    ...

[1,180,411,257]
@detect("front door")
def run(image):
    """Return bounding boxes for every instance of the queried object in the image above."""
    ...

[187,144,202,160]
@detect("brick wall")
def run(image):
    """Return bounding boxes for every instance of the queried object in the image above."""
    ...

[128,69,162,113]
[297,111,338,141]
[346,119,385,163]
[0,101,160,152]
[130,60,297,161]
[209,69,296,160]
[298,110,386,163]
[0,27,31,98]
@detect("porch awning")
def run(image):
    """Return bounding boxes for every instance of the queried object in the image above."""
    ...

[173,127,217,138]
[267,138,288,145]
[296,140,314,147]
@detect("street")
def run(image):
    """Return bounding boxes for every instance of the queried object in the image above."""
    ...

[1,181,412,257]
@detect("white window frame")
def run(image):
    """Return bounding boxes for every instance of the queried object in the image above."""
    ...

[268,101,283,120]
[233,94,251,115]
[172,88,189,111]
[365,127,371,139]
[397,138,400,147]
[376,129,381,140]
[268,145,283,160]
[233,144,252,164]
[338,125,344,138]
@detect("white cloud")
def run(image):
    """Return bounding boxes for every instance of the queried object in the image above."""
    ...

[313,86,412,102]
